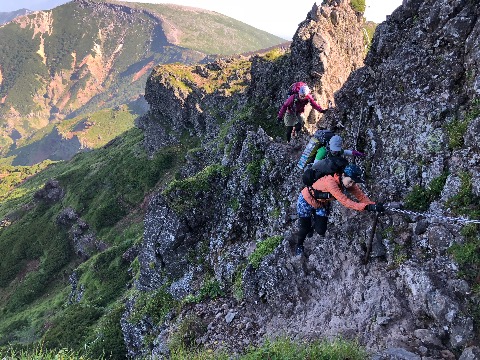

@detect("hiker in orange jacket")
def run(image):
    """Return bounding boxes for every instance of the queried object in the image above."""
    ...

[295,164,384,256]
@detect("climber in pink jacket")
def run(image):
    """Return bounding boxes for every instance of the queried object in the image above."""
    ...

[277,84,326,142]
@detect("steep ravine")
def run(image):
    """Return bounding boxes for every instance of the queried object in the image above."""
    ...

[123,0,479,358]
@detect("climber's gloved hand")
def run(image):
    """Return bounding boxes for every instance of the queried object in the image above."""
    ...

[365,203,385,212]
[277,117,283,124]
[376,202,385,212]
[352,150,366,157]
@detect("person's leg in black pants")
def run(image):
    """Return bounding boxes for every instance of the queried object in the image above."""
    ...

[286,125,294,142]
[313,215,328,236]
[294,121,302,135]
[296,217,312,255]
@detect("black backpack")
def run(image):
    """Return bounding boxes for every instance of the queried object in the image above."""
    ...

[302,156,348,199]
[313,129,335,146]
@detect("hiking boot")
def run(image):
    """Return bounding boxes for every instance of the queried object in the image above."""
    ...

[295,245,304,256]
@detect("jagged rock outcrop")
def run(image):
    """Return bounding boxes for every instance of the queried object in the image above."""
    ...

[56,206,106,259]
[123,0,479,358]
[34,179,64,204]
[289,1,365,119]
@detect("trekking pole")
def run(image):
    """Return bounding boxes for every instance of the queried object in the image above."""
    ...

[363,202,401,265]
[363,212,379,265]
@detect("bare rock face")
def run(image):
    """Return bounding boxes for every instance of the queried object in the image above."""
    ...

[124,0,480,358]
[333,0,480,201]
[289,0,366,117]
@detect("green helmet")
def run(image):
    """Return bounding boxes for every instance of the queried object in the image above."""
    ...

[344,164,364,183]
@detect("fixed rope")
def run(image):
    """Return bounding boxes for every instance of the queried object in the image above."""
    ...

[385,206,480,225]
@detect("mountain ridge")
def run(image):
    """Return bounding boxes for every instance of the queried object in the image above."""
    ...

[0,0,479,358]
[0,9,31,25]
[0,0,285,165]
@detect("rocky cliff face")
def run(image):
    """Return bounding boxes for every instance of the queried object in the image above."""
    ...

[124,0,479,358]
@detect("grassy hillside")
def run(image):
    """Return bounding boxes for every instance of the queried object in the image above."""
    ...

[2,105,138,166]
[0,47,288,357]
[0,126,191,358]
[120,1,286,55]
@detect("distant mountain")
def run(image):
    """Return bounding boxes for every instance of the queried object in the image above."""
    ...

[0,8,31,25]
[0,0,67,13]
[0,0,286,165]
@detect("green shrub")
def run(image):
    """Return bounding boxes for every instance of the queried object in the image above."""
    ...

[84,305,126,360]
[404,172,448,211]
[246,158,263,185]
[445,98,480,150]
[233,263,247,301]
[0,205,72,308]
[239,102,283,140]
[350,0,366,13]
[448,224,480,290]
[170,336,367,360]
[169,314,207,353]
[262,48,285,62]
[79,245,131,307]
[90,198,127,230]
[445,117,470,149]
[404,185,430,212]
[248,235,283,269]
[199,278,224,300]
[162,164,228,214]
[42,304,103,350]
[0,161,54,199]
[182,277,225,304]
[446,172,480,218]
[129,286,178,324]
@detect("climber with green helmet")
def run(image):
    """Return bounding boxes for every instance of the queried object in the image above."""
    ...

[277,85,327,143]
[295,164,384,256]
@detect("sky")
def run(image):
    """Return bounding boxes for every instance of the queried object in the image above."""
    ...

[0,0,403,40]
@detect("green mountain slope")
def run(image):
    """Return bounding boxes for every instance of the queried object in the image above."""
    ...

[0,46,283,357]
[0,126,190,357]
[3,105,138,166]
[119,1,286,54]
[0,0,285,164]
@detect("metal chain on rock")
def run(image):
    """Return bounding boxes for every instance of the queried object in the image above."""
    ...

[385,207,480,225]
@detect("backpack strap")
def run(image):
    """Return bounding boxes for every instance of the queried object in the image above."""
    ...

[307,186,332,200]
[288,94,299,114]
